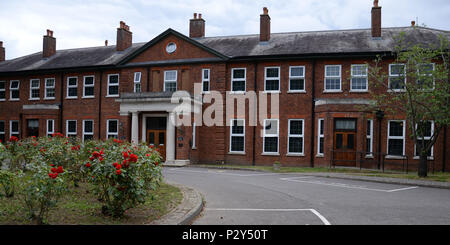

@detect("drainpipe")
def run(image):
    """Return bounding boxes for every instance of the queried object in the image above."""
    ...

[59,72,64,133]
[98,71,103,139]
[376,110,384,169]
[252,61,258,166]
[443,126,447,172]
[310,60,316,168]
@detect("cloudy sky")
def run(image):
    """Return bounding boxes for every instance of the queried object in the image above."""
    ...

[1,0,449,60]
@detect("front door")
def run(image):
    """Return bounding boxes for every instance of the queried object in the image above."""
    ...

[27,119,39,138]
[333,119,357,166]
[147,129,166,161]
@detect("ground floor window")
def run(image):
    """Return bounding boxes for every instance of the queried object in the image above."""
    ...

[288,119,304,154]
[317,119,324,156]
[10,120,19,138]
[387,120,405,156]
[415,121,434,157]
[192,122,196,149]
[0,120,5,142]
[107,119,119,139]
[66,120,77,138]
[366,119,373,156]
[263,119,279,153]
[47,119,54,137]
[83,120,94,141]
[230,119,245,153]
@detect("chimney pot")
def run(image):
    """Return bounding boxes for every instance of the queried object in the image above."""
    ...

[0,41,3,47]
[199,13,202,19]
[189,12,205,38]
[374,0,379,7]
[194,13,197,19]
[263,7,269,15]
[260,7,271,42]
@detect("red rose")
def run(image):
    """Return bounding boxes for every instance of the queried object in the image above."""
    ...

[155,162,159,166]
[116,164,122,170]
[123,152,129,159]
[85,163,91,168]
[116,170,121,175]
[146,154,150,157]
[50,164,55,167]
[113,162,118,167]
[51,168,57,173]
[128,154,138,163]
[56,166,64,173]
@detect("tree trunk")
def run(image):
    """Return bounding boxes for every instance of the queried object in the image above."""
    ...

[418,153,428,177]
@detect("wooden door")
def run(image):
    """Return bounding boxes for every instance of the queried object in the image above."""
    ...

[147,129,166,161]
[333,132,356,166]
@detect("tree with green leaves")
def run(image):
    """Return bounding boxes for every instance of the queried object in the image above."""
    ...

[367,31,449,177]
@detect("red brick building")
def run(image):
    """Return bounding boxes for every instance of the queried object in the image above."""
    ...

[0,3,448,171]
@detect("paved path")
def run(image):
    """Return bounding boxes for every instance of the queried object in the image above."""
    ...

[163,167,450,225]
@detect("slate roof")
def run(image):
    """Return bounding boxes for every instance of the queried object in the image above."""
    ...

[0,26,448,73]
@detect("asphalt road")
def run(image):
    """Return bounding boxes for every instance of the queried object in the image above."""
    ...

[163,167,450,225]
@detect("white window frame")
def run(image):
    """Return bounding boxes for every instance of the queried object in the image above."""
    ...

[288,66,306,93]
[46,119,54,137]
[106,119,119,139]
[231,68,246,93]
[133,72,142,93]
[324,65,342,92]
[29,79,40,100]
[83,76,95,98]
[263,119,279,154]
[82,120,94,142]
[350,64,368,92]
[366,119,373,157]
[44,78,56,100]
[229,119,245,154]
[386,120,406,157]
[417,63,435,90]
[0,120,5,141]
[192,122,196,149]
[163,70,177,92]
[10,120,19,138]
[107,74,120,97]
[287,119,304,155]
[414,121,434,159]
[202,69,210,93]
[66,77,78,99]
[317,118,325,156]
[66,120,77,137]
[264,67,281,93]
[0,81,5,101]
[388,64,406,92]
[9,80,20,101]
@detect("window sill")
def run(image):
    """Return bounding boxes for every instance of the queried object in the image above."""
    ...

[316,154,324,158]
[261,152,280,156]
[192,147,197,150]
[323,90,343,93]
[82,96,95,99]
[201,91,211,95]
[365,155,374,159]
[349,90,369,93]
[286,153,305,157]
[385,155,406,160]
[287,90,306,94]
[106,95,120,98]
[9,99,20,102]
[66,97,78,100]
[388,89,406,93]
[229,91,246,95]
[262,91,281,94]
[228,152,246,155]
[0,99,5,102]
[44,97,55,100]
[29,98,40,101]
[413,156,434,160]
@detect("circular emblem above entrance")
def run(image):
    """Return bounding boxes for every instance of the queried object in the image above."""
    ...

[166,42,177,54]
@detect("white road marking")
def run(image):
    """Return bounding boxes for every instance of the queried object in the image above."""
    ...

[281,176,419,193]
[205,208,331,225]
[167,168,279,177]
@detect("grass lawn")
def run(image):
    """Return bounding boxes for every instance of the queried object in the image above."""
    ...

[194,164,450,182]
[0,181,182,225]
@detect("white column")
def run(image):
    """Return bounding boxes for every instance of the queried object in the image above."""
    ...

[166,112,176,163]
[141,115,146,143]
[131,112,139,144]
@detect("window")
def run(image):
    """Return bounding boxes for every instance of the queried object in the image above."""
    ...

[30,79,40,100]
[288,119,304,154]
[10,80,20,100]
[417,63,435,90]
[317,119,324,156]
[0,81,5,100]
[366,120,373,156]
[83,76,95,98]
[107,74,119,96]
[67,77,78,98]
[389,64,406,91]
[289,66,305,92]
[10,120,19,138]
[45,78,55,99]
[192,122,196,149]
[324,65,341,91]
[66,120,77,138]
[415,121,434,158]
[387,120,405,156]
[263,119,279,154]
[265,67,280,92]
[46,119,54,137]
[231,68,246,92]
[0,121,5,143]
[351,65,368,91]
[83,120,94,141]
[230,119,245,153]
[134,72,141,93]
[164,71,177,92]
[202,69,210,93]
[107,119,119,139]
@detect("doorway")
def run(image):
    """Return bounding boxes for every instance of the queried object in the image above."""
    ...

[27,119,39,138]
[146,117,167,161]
[333,119,357,166]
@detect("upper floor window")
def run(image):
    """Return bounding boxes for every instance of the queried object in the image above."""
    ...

[107,119,119,139]
[351,64,368,91]
[134,72,141,93]
[202,69,210,93]
[288,119,304,155]
[265,67,280,92]
[164,71,177,92]
[0,81,5,101]
[107,74,119,96]
[30,79,40,100]
[231,68,246,92]
[45,78,55,99]
[67,77,78,98]
[289,66,305,92]
[83,76,95,98]
[230,119,245,153]
[389,64,406,91]
[263,119,279,154]
[324,65,341,92]
[10,80,20,101]
[417,63,435,90]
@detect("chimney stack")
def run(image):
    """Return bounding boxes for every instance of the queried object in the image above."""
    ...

[43,29,56,58]
[371,0,382,38]
[189,12,205,38]
[0,41,5,62]
[260,7,271,42]
[116,21,132,51]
